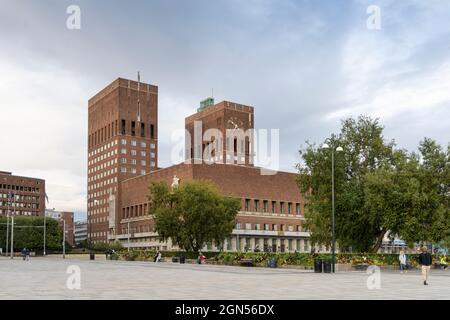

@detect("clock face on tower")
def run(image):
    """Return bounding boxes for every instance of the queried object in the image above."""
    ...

[226,117,244,130]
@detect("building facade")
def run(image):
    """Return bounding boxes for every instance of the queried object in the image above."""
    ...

[87,77,158,243]
[0,171,45,217]
[117,162,309,252]
[74,221,88,245]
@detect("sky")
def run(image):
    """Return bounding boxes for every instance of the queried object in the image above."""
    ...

[1,0,449,221]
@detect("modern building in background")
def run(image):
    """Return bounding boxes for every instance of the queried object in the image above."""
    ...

[74,221,88,245]
[87,77,158,243]
[0,171,45,217]
[45,209,74,246]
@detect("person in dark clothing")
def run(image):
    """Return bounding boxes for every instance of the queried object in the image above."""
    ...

[418,246,432,285]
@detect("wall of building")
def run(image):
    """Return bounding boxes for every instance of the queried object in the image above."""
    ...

[0,172,45,217]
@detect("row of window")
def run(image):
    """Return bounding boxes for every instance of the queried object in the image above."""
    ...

[120,168,150,175]
[0,201,39,209]
[88,177,118,191]
[0,193,40,201]
[244,199,301,215]
[88,120,156,148]
[122,203,148,219]
[120,158,147,166]
[236,222,303,232]
[88,164,117,182]
[0,209,38,216]
[0,184,41,193]
[120,225,154,234]
[88,138,156,161]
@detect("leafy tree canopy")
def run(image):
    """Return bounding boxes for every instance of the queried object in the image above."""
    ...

[297,115,449,252]
[149,180,240,252]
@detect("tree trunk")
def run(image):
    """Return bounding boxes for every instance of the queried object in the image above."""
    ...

[371,229,386,253]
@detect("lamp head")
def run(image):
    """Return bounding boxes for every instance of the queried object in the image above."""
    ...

[321,143,330,149]
[336,146,343,152]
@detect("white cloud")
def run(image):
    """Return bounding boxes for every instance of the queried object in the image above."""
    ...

[0,56,88,214]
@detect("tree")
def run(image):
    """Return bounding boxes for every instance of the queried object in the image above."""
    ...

[0,216,62,252]
[148,180,240,252]
[296,116,449,252]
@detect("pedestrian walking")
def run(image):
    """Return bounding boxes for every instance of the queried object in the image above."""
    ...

[399,250,407,273]
[419,246,432,285]
[156,251,162,263]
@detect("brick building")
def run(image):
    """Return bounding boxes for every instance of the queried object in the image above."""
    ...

[87,77,158,243]
[89,78,310,252]
[0,171,45,217]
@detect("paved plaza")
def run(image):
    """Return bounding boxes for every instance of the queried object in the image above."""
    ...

[0,256,449,300]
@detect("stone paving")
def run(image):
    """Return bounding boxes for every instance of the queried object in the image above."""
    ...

[0,256,449,300]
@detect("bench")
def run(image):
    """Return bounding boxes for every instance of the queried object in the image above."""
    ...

[239,258,254,267]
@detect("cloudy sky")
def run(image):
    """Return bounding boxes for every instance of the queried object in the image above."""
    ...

[1,0,449,220]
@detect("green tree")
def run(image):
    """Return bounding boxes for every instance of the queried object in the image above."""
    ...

[0,216,62,252]
[297,116,449,252]
[148,180,240,252]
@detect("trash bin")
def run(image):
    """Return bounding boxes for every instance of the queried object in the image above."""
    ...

[268,257,277,268]
[180,256,186,264]
[314,258,322,273]
[90,252,95,260]
[323,259,332,273]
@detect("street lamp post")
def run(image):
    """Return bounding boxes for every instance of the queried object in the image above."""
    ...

[63,219,66,259]
[5,192,11,257]
[127,220,130,252]
[322,143,343,273]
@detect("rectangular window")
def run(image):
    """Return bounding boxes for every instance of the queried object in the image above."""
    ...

[280,202,285,214]
[120,167,127,173]
[131,121,136,136]
[120,158,127,164]
[121,119,126,135]
[288,202,292,214]
[296,203,300,215]
[244,199,250,211]
[150,152,155,158]
[150,124,155,139]
[131,140,137,146]
[141,142,146,148]
[150,143,156,149]
[121,148,127,154]
[272,224,277,231]
[151,161,156,167]
[131,159,136,165]
[131,168,136,174]
[263,200,268,212]
[141,160,146,166]
[254,199,259,212]
[271,201,276,213]
[131,150,137,156]
[141,169,146,175]
[140,151,146,157]
[121,139,127,145]
[140,122,145,138]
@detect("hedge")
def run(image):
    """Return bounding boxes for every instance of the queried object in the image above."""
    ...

[114,250,448,267]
